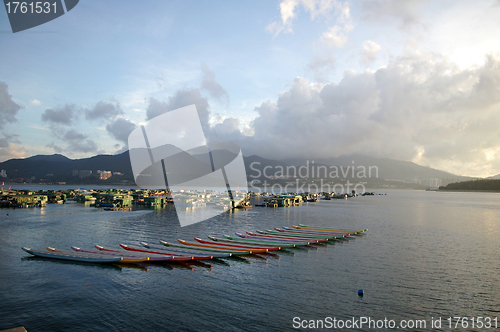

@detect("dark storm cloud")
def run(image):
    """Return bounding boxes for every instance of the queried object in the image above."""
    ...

[41,104,78,125]
[62,129,99,154]
[0,81,22,129]
[106,118,136,144]
[85,101,123,121]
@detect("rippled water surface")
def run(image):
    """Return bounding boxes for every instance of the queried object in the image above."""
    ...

[1,190,499,331]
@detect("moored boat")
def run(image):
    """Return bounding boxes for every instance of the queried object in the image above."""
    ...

[119,244,214,261]
[259,229,344,240]
[139,242,233,258]
[22,247,123,263]
[76,246,175,262]
[294,224,367,234]
[193,237,282,251]
[178,239,271,253]
[242,232,327,243]
[211,235,299,248]
[47,247,148,263]
[276,227,349,238]
[160,240,254,255]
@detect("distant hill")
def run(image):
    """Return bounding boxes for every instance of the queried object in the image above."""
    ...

[24,154,72,162]
[0,152,133,184]
[487,173,500,179]
[0,151,471,186]
[441,179,500,191]
[282,154,470,182]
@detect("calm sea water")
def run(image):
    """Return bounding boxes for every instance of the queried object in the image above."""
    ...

[1,190,499,331]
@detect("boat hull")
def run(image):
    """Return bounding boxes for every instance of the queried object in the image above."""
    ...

[140,242,233,258]
[294,224,367,234]
[160,241,253,255]
[119,244,214,261]
[22,247,122,263]
[178,239,271,253]
[193,237,281,251]
[212,236,299,248]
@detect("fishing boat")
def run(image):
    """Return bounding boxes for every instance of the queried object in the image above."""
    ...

[139,242,233,258]
[47,247,148,263]
[119,244,214,261]
[294,224,367,234]
[160,240,254,255]
[22,247,123,263]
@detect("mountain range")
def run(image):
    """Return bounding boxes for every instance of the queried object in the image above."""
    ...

[0,151,474,186]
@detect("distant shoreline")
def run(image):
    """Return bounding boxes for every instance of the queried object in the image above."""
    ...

[438,189,500,193]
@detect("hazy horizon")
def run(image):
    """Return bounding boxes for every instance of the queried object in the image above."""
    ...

[1,1,500,178]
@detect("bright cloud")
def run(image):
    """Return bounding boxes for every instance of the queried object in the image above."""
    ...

[361,40,381,65]
[224,53,500,177]
[267,0,348,38]
[322,25,348,46]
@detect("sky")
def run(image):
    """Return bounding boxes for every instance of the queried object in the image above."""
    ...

[1,0,500,177]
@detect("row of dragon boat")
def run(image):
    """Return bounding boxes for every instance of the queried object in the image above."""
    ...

[22,224,368,264]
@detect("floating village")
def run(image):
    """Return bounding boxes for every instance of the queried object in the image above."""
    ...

[0,187,379,210]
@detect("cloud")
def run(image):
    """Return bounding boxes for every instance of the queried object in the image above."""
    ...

[67,139,99,154]
[265,20,284,37]
[267,0,339,35]
[45,127,100,155]
[30,99,41,105]
[267,0,354,48]
[0,133,28,162]
[320,1,353,47]
[41,104,77,125]
[201,63,229,105]
[307,53,336,82]
[215,53,500,176]
[361,40,382,65]
[282,0,337,26]
[61,129,99,154]
[0,141,29,162]
[360,0,427,29]
[321,25,348,47]
[0,82,22,129]
[46,143,63,154]
[85,101,123,121]
[213,117,241,137]
[146,88,210,127]
[64,129,87,141]
[106,118,137,144]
